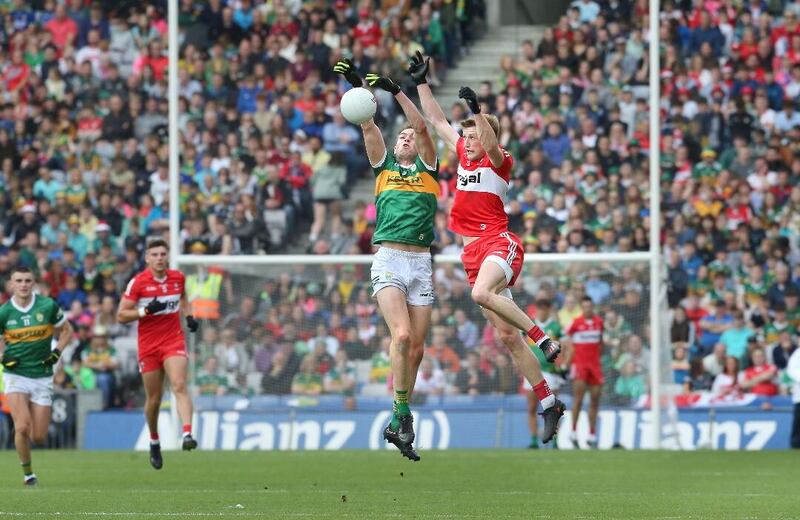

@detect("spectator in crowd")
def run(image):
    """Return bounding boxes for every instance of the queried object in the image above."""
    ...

[719,311,755,360]
[195,356,229,397]
[80,326,119,409]
[614,360,646,402]
[711,356,741,399]
[291,355,323,396]
[739,348,779,397]
[455,351,492,395]
[414,358,446,397]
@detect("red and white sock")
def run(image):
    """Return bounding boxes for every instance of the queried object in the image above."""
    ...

[533,380,555,409]
[150,432,159,445]
[527,325,549,347]
[182,424,192,438]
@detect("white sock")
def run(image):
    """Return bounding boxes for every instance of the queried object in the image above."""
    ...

[536,335,550,348]
[540,394,556,409]
[182,431,191,438]
[150,440,160,446]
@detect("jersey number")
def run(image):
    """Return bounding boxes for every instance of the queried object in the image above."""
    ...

[22,317,30,326]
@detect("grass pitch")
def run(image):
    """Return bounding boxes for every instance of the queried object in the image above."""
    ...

[0,450,797,519]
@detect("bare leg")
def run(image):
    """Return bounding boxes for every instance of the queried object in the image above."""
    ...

[407,304,432,398]
[482,306,545,388]
[376,288,412,398]
[572,379,587,432]
[329,201,342,237]
[588,384,602,435]
[163,356,193,428]
[142,369,165,437]
[7,393,33,477]
[309,202,326,240]
[30,404,51,446]
[527,392,539,442]
[472,262,536,333]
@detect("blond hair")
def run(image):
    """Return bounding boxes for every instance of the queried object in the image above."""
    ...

[460,114,500,139]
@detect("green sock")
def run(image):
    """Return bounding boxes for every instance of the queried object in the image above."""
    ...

[395,390,410,416]
[530,435,538,445]
[21,461,32,477]
[390,401,400,430]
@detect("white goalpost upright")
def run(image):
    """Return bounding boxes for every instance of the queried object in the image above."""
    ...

[648,0,663,448]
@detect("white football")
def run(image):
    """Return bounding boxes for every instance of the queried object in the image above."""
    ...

[339,87,377,125]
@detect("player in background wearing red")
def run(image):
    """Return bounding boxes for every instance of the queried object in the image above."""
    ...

[116,239,200,469]
[413,52,565,443]
[564,296,604,448]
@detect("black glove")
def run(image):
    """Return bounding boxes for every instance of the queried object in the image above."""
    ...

[459,86,481,114]
[42,349,61,367]
[365,73,401,95]
[186,315,200,333]
[333,58,363,88]
[1,354,19,370]
[145,298,168,316]
[408,51,429,85]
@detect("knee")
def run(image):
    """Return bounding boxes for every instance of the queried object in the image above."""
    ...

[31,432,47,446]
[471,287,492,307]
[15,421,31,439]
[408,342,424,364]
[499,331,523,353]
[171,379,188,395]
[392,329,411,349]
[146,392,163,407]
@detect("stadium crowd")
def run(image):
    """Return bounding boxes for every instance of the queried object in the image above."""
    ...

[0,0,799,409]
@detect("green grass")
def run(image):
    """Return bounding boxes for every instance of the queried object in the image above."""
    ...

[0,450,798,519]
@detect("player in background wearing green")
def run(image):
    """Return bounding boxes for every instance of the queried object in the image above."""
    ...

[0,266,73,486]
[525,299,566,449]
[334,58,438,461]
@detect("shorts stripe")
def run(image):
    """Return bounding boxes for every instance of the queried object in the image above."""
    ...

[501,232,517,267]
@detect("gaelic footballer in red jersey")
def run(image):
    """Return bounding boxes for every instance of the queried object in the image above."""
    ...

[412,51,564,443]
[117,239,200,469]
[564,296,605,448]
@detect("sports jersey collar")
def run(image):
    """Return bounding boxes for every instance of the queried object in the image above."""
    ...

[149,269,167,283]
[10,293,36,314]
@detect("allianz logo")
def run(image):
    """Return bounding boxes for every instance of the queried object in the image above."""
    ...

[136,410,451,451]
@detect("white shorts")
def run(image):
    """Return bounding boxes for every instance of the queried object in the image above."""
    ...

[3,373,54,406]
[371,246,434,306]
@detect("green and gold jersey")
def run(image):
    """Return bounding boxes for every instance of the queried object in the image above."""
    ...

[742,281,769,306]
[0,294,65,379]
[763,322,797,345]
[529,317,562,373]
[372,150,438,248]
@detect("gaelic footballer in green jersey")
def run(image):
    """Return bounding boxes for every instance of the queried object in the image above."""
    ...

[0,266,72,486]
[333,58,437,462]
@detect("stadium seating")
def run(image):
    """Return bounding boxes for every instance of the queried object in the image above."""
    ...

[0,0,797,410]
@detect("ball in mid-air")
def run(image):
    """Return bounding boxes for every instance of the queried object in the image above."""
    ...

[339,87,377,124]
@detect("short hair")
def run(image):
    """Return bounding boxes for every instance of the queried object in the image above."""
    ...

[10,266,33,277]
[581,295,594,304]
[460,114,500,139]
[146,238,169,251]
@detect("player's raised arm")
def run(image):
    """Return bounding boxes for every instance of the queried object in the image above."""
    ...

[333,58,387,166]
[459,86,504,169]
[410,51,459,151]
[366,73,436,168]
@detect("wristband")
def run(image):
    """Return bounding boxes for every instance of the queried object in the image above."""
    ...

[138,307,146,318]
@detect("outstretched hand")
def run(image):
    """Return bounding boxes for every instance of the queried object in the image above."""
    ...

[408,51,430,85]
[458,86,481,114]
[365,73,401,95]
[333,58,363,88]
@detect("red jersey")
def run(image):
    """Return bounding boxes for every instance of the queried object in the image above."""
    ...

[449,136,513,236]
[566,315,604,366]
[742,365,778,396]
[123,269,186,352]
